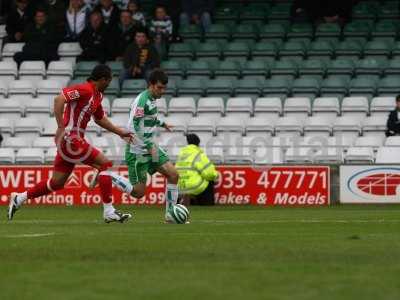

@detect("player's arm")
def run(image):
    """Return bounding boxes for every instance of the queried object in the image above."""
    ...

[94,115,134,143]
[54,94,66,144]
[155,119,173,132]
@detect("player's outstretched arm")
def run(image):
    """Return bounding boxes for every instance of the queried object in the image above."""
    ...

[54,94,66,144]
[94,116,135,143]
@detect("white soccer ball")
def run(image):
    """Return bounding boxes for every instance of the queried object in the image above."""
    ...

[169,204,190,224]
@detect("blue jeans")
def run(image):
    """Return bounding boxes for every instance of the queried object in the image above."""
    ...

[180,12,212,32]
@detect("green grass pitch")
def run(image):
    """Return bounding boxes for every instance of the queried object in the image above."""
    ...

[1,205,400,300]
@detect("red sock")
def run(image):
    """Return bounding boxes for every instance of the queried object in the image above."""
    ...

[27,180,52,199]
[98,174,112,204]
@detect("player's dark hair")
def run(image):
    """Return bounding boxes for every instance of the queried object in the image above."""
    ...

[396,95,400,102]
[148,68,168,85]
[88,64,112,81]
[186,133,200,146]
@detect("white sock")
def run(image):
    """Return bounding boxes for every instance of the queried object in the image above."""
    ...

[165,183,178,211]
[103,202,114,214]
[16,192,28,206]
[99,171,133,194]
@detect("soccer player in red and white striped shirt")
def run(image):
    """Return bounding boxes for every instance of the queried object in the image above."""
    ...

[8,65,134,223]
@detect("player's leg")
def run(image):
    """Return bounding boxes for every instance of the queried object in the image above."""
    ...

[84,148,132,223]
[155,161,180,218]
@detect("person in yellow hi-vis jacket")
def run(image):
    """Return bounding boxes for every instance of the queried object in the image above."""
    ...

[175,134,218,205]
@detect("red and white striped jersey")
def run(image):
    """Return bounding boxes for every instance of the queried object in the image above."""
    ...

[61,81,105,138]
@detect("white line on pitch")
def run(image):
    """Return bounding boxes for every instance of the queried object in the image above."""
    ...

[2,233,56,238]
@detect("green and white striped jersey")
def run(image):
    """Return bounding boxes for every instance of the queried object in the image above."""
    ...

[126,90,164,155]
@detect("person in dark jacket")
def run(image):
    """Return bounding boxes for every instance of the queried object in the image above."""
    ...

[5,0,31,42]
[44,0,67,37]
[13,8,59,65]
[120,29,160,83]
[109,9,140,60]
[64,0,90,42]
[77,10,110,63]
[386,96,400,137]
[180,0,214,32]
[94,0,120,28]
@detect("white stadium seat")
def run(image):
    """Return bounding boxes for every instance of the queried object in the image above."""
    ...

[33,137,55,149]
[226,97,253,118]
[0,118,14,138]
[0,61,18,86]
[312,97,340,120]
[58,43,82,63]
[384,136,400,146]
[2,137,31,149]
[14,117,42,139]
[101,97,111,116]
[376,147,400,163]
[16,148,44,164]
[313,147,343,163]
[108,116,129,129]
[187,116,219,136]
[156,97,167,116]
[91,137,111,151]
[25,98,52,121]
[362,116,387,137]
[370,97,395,117]
[46,61,74,84]
[354,136,384,150]
[0,24,6,38]
[19,61,46,85]
[8,80,35,98]
[254,97,282,118]
[197,97,224,119]
[216,116,247,136]
[224,146,253,164]
[85,119,100,138]
[159,115,188,133]
[341,96,369,119]
[326,136,354,151]
[158,132,186,149]
[203,139,224,164]
[41,118,57,136]
[168,97,196,119]
[333,116,362,139]
[345,147,375,163]
[245,116,276,137]
[44,147,58,163]
[36,79,64,100]
[254,147,284,164]
[301,135,333,150]
[303,116,333,137]
[111,98,131,118]
[2,43,24,61]
[0,98,23,120]
[0,148,15,164]
[285,147,314,163]
[283,97,311,120]
[0,80,7,98]
[275,116,304,137]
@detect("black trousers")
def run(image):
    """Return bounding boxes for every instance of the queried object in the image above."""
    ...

[190,182,215,206]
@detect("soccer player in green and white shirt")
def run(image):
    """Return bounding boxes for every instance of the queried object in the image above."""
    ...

[96,69,180,222]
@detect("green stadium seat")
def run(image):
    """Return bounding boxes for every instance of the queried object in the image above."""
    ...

[371,20,399,38]
[258,24,287,40]
[242,59,270,78]
[384,58,400,76]
[186,61,213,78]
[343,21,373,39]
[165,79,177,97]
[286,23,314,40]
[298,59,326,77]
[315,23,341,39]
[104,78,120,99]
[262,76,293,96]
[377,1,399,19]
[214,6,239,23]
[377,76,400,95]
[326,58,356,76]
[206,78,234,97]
[270,59,298,77]
[223,42,251,59]
[251,42,278,58]
[349,76,378,95]
[320,76,350,96]
[106,61,123,77]
[240,9,267,22]
[307,40,334,59]
[391,42,400,58]
[195,42,222,60]
[161,60,185,78]
[363,40,393,58]
[177,79,205,96]
[267,3,291,21]
[234,78,262,96]
[335,40,364,59]
[74,61,98,77]
[231,24,258,40]
[179,25,202,40]
[168,43,194,60]
[279,41,307,59]
[214,60,241,79]
[291,77,321,96]
[351,1,378,20]
[121,79,146,96]
[204,24,231,40]
[355,58,388,76]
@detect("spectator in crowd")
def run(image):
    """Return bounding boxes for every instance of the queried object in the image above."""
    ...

[84,0,98,10]
[120,29,160,83]
[127,0,145,27]
[149,5,172,59]
[44,0,67,36]
[14,8,59,65]
[77,10,110,62]
[176,134,218,206]
[5,0,31,42]
[65,0,89,41]
[94,0,120,27]
[109,9,139,60]
[180,0,214,32]
[385,96,400,137]
[157,0,182,42]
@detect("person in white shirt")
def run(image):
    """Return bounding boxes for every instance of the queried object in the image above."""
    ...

[127,0,145,27]
[65,0,90,41]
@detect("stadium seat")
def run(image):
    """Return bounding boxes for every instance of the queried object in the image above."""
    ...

[362,116,387,137]
[32,137,55,149]
[156,97,167,116]
[0,80,7,99]
[0,98,23,120]
[159,115,189,133]
[320,76,349,97]
[205,78,234,98]
[254,97,282,118]
[283,97,311,119]
[16,148,44,164]
[44,147,57,163]
[195,42,221,60]
[168,97,196,119]
[279,41,307,59]
[224,145,254,164]
[370,97,395,116]
[341,97,369,119]
[223,42,251,60]
[103,78,120,100]
[384,59,400,76]
[187,116,219,136]
[343,21,373,39]
[2,43,24,61]
[335,40,364,59]
[245,116,276,138]
[268,3,291,21]
[251,42,278,59]
[348,76,377,96]
[8,80,35,98]
[203,139,224,164]
[204,24,231,40]
[0,148,15,164]
[186,60,213,78]
[0,118,14,138]
[376,147,400,163]
[2,137,31,149]
[354,58,388,76]
[326,59,356,76]
[216,116,247,138]
[242,60,269,78]
[355,136,384,149]
[371,20,398,38]
[363,40,393,58]
[25,98,52,122]
[259,24,287,40]
[101,97,111,116]
[385,136,400,146]
[41,118,57,136]
[121,79,146,96]
[85,119,100,138]
[197,97,225,119]
[214,60,241,79]
[234,78,262,97]
[285,147,314,163]
[14,117,42,139]
[0,61,18,86]
[291,78,321,98]
[351,1,377,20]
[111,98,131,118]
[254,147,284,164]
[333,116,362,139]
[225,97,253,118]
[377,77,400,95]
[57,42,82,63]
[178,24,202,40]
[345,147,375,163]
[36,79,64,100]
[262,76,292,97]
[270,59,298,77]
[377,1,399,19]
[160,60,185,79]
[275,116,303,137]
[315,23,341,39]
[287,23,314,40]
[74,61,98,77]
[313,147,343,163]
[312,97,340,119]
[303,116,333,137]
[231,24,258,41]
[298,59,326,77]
[19,61,46,85]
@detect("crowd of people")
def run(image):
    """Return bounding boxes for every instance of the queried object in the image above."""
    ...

[1,0,216,80]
